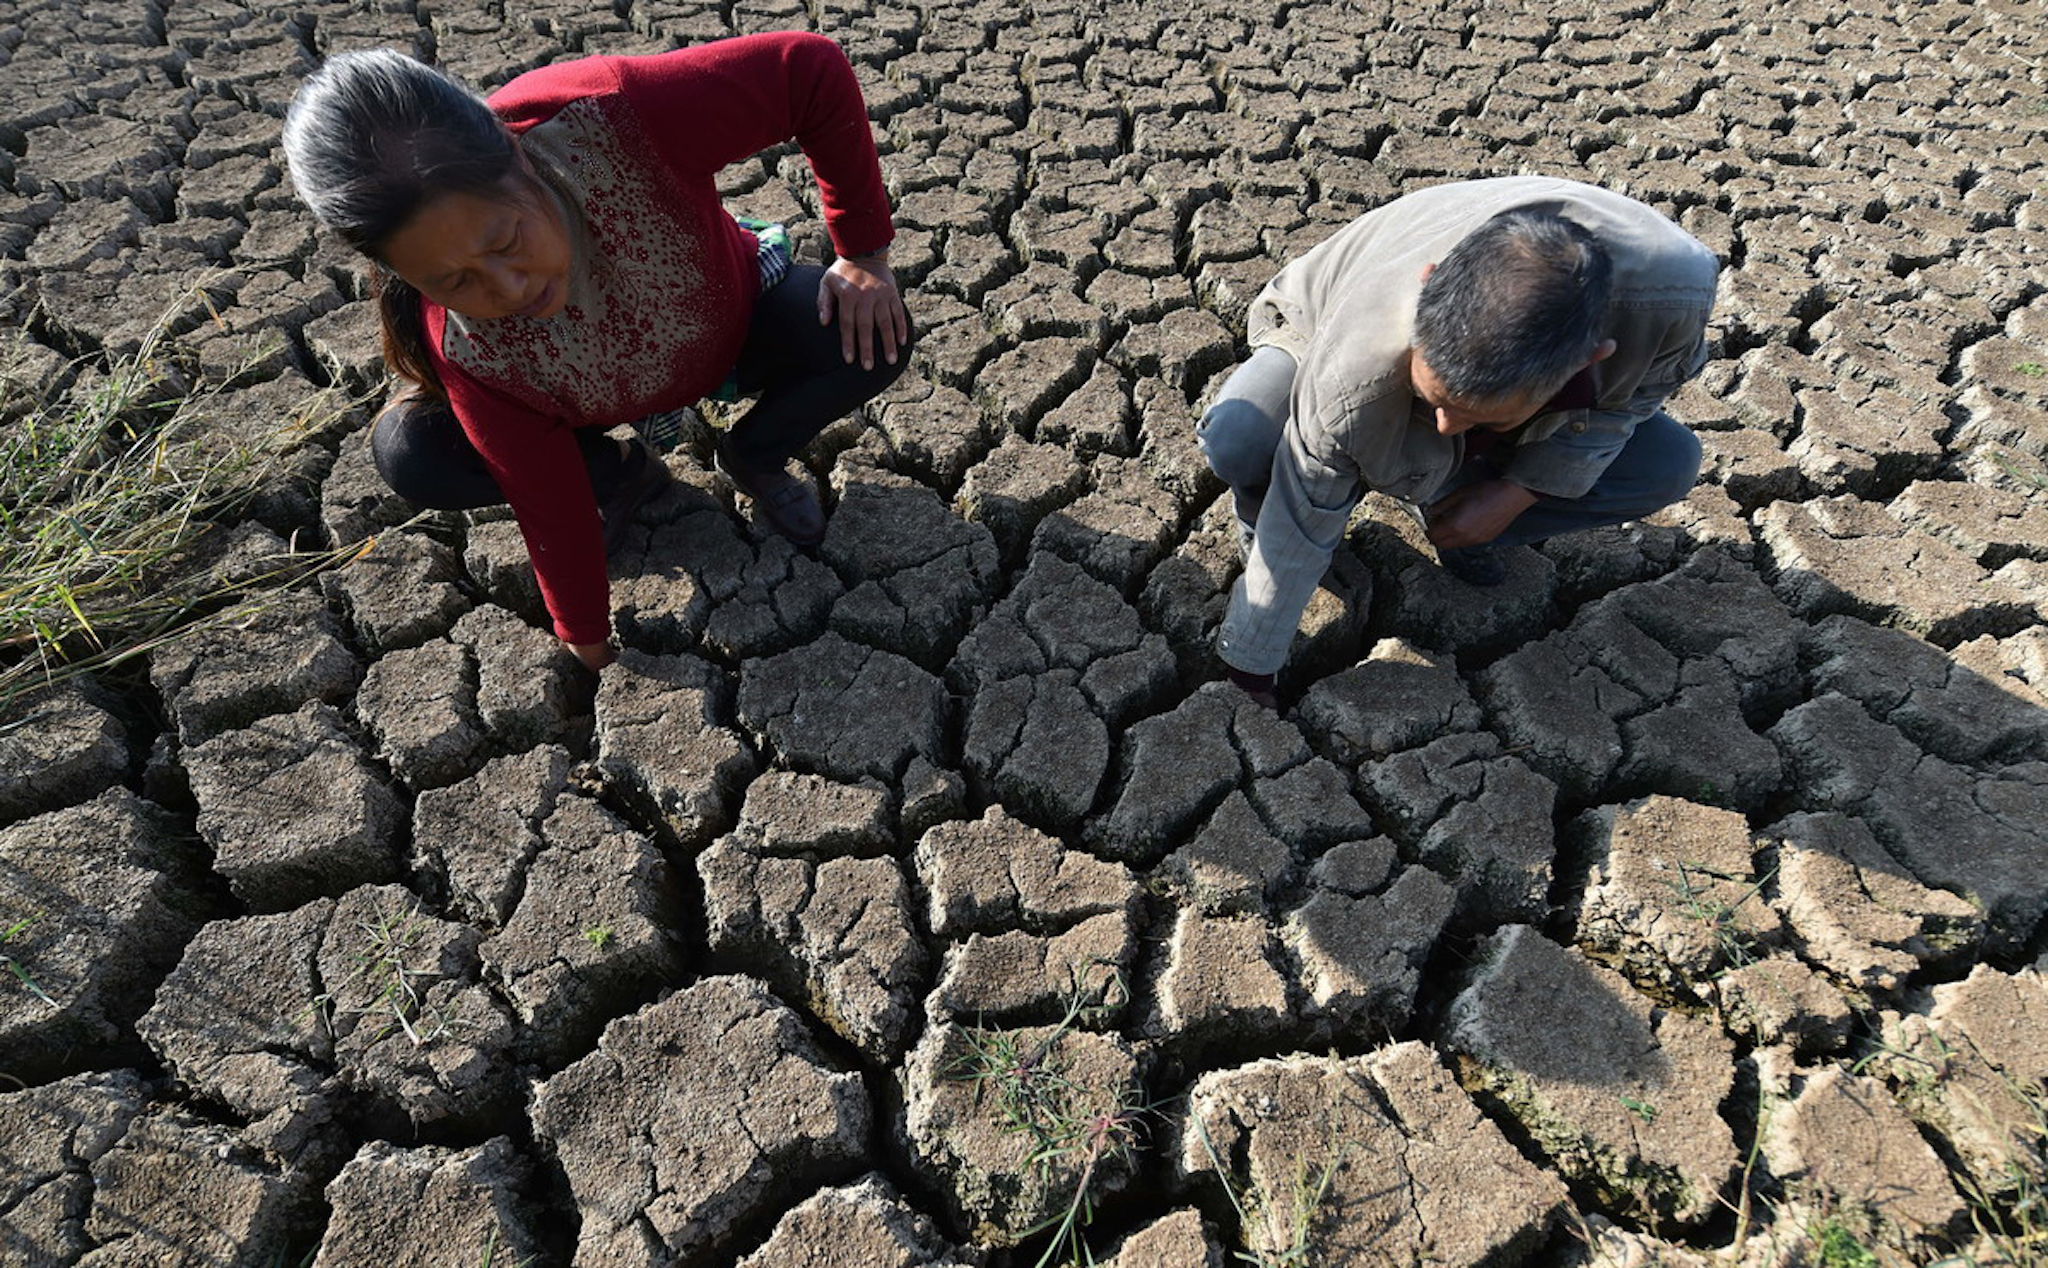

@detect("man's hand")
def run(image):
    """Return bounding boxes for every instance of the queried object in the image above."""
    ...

[818,254,907,371]
[1424,478,1538,549]
[564,639,616,673]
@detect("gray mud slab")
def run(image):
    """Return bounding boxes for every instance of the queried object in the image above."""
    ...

[736,633,946,785]
[915,807,1139,939]
[1360,732,1558,923]
[1807,613,2048,766]
[0,790,196,1081]
[448,603,583,749]
[735,1173,980,1268]
[1875,966,2048,1196]
[1286,863,1456,1040]
[148,589,362,747]
[1447,926,1737,1224]
[184,701,405,911]
[700,841,926,1062]
[1761,1065,1965,1249]
[355,638,488,791]
[1771,693,2048,946]
[531,976,870,1266]
[822,481,1001,667]
[1098,1209,1224,1268]
[0,679,129,826]
[412,745,574,927]
[1573,795,1786,991]
[597,649,758,847]
[1768,810,1982,993]
[1296,637,1481,764]
[78,1105,318,1268]
[480,795,686,1064]
[0,1070,149,1265]
[1174,1045,1566,1266]
[319,526,471,657]
[901,1019,1141,1246]
[312,1138,542,1268]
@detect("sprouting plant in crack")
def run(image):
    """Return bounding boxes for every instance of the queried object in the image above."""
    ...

[1665,860,1776,972]
[581,923,614,951]
[0,913,57,1008]
[1619,1094,1660,1125]
[944,959,1143,1268]
[1188,1108,1347,1268]
[305,901,461,1047]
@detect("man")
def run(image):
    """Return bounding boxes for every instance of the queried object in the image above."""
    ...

[1198,176,1718,704]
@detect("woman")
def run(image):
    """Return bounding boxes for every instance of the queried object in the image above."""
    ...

[282,33,910,671]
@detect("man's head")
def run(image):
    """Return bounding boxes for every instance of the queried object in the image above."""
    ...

[1410,207,1614,433]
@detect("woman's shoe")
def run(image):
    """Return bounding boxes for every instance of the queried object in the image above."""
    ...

[714,438,825,547]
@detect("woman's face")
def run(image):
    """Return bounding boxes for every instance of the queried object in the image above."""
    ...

[380,172,572,322]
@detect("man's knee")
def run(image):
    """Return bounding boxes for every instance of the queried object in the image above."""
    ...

[1641,412,1704,508]
[1197,396,1284,489]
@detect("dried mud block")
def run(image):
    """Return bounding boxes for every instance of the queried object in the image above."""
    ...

[1574,796,1785,989]
[413,745,572,927]
[700,844,925,1062]
[0,679,127,826]
[1098,1208,1224,1268]
[355,640,486,791]
[956,434,1090,563]
[951,554,1175,725]
[319,527,470,657]
[975,337,1097,437]
[1761,1066,1965,1248]
[1480,551,1799,805]
[1875,966,2048,1196]
[865,381,995,492]
[1145,909,1296,1057]
[1157,792,1295,917]
[449,604,580,750]
[1287,864,1455,1040]
[0,791,195,1081]
[481,795,685,1064]
[1448,926,1738,1224]
[1355,510,1556,654]
[985,266,1110,349]
[959,674,1107,831]
[1770,811,1981,992]
[606,484,744,650]
[1695,425,1801,511]
[736,1173,979,1268]
[1360,733,1558,923]
[461,518,544,623]
[915,808,1139,941]
[142,885,517,1136]
[1890,479,2048,571]
[1712,955,1852,1054]
[1035,360,1133,459]
[150,589,361,747]
[1175,1046,1566,1266]
[1789,384,1945,497]
[729,769,894,856]
[1107,306,1236,396]
[822,483,1000,667]
[598,650,756,846]
[1092,684,1247,864]
[901,1020,1141,1246]
[0,1070,148,1264]
[1137,501,1239,664]
[1772,694,2048,946]
[302,299,383,391]
[1029,454,1183,593]
[927,912,1137,1026]
[532,976,870,1266]
[737,634,945,785]
[1759,495,2036,645]
[186,702,404,911]
[1298,638,1481,764]
[313,1138,541,1268]
[1808,614,2048,766]
[318,422,415,548]
[1248,755,1375,850]
[79,1107,316,1268]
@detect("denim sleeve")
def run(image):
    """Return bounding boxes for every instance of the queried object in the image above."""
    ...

[1217,412,1362,676]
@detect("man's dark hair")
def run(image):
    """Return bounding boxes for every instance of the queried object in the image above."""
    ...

[1412,207,1613,404]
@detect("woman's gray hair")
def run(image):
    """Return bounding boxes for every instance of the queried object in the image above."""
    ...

[1412,207,1613,405]
[281,48,517,257]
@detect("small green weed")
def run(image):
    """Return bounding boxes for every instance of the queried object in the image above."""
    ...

[2015,361,2046,378]
[1810,1216,1880,1268]
[1619,1095,1659,1125]
[1188,1106,1346,1268]
[1665,860,1776,972]
[946,960,1141,1268]
[307,901,459,1047]
[581,924,613,951]
[1,913,56,1008]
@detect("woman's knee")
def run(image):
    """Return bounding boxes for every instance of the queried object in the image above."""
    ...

[370,392,501,510]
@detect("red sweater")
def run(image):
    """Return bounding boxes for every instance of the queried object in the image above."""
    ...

[424,33,894,644]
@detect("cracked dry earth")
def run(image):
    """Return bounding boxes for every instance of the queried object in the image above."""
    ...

[4,0,2048,1264]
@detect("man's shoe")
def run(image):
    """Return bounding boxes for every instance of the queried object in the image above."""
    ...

[600,437,675,553]
[715,438,825,547]
[1437,542,1507,586]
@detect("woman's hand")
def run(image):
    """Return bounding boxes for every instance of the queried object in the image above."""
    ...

[564,639,616,673]
[818,254,907,372]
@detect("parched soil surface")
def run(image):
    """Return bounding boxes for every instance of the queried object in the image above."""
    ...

[3,0,2047,1264]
